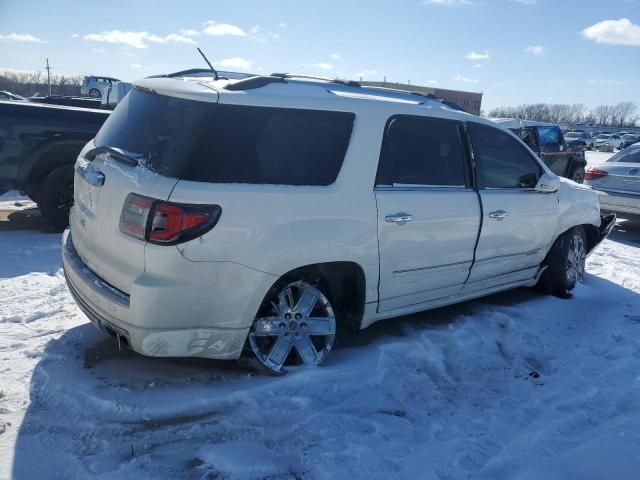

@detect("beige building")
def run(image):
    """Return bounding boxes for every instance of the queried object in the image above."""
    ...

[360,81,483,116]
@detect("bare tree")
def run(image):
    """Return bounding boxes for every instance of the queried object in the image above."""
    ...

[0,70,83,97]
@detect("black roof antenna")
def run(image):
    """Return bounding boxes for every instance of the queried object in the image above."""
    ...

[197,47,219,80]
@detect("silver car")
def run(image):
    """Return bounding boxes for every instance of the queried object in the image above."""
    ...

[80,75,121,98]
[585,144,640,221]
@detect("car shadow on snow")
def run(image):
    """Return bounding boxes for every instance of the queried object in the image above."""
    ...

[609,219,640,247]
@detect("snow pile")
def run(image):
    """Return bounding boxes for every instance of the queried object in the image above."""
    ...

[1,189,640,479]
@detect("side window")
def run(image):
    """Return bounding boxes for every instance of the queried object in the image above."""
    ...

[376,115,468,187]
[468,123,542,189]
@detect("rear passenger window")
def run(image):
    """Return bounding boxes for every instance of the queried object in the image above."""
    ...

[184,105,354,186]
[376,116,467,187]
[468,123,542,189]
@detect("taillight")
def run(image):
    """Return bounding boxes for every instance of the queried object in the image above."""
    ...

[119,193,221,245]
[585,167,608,181]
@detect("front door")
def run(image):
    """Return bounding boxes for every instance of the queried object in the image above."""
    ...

[375,115,481,312]
[465,122,559,291]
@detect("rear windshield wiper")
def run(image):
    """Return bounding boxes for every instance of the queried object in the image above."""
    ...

[85,146,141,167]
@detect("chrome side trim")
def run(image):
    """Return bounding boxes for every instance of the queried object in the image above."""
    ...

[375,185,470,192]
[393,260,471,277]
[63,232,130,308]
[473,248,541,266]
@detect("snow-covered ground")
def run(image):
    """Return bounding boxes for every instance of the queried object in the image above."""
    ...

[1,152,640,479]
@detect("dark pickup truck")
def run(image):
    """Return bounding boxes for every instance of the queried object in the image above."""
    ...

[0,100,109,229]
[493,119,588,183]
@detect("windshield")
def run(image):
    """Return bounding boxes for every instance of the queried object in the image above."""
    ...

[596,135,610,140]
[565,132,580,138]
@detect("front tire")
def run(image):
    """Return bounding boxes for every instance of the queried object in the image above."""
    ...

[89,88,101,98]
[37,165,74,231]
[246,280,336,374]
[538,227,587,297]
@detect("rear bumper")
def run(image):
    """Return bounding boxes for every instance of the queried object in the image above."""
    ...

[62,229,263,360]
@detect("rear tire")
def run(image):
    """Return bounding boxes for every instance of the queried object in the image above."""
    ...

[538,227,587,298]
[570,167,585,183]
[37,165,74,231]
[89,88,101,98]
[242,273,337,375]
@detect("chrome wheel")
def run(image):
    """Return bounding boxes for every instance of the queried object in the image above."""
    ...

[249,281,336,373]
[566,231,586,286]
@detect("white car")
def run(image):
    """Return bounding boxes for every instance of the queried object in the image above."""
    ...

[62,74,614,373]
[594,134,625,150]
[80,75,121,98]
[585,144,640,221]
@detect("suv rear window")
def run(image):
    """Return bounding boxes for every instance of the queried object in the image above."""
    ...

[95,88,354,186]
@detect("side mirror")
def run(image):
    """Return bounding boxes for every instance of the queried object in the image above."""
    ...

[535,173,560,193]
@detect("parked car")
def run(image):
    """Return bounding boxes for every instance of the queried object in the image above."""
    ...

[595,134,624,150]
[585,144,640,221]
[492,119,587,183]
[622,134,639,148]
[81,75,121,98]
[62,75,614,374]
[0,90,27,101]
[0,100,109,229]
[564,131,594,150]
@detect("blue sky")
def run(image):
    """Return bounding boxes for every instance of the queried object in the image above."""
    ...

[0,0,638,112]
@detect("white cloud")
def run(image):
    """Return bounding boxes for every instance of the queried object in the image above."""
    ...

[278,22,287,29]
[509,0,536,4]
[130,63,142,69]
[299,62,333,70]
[179,29,200,37]
[250,25,261,34]
[452,74,479,83]
[582,18,640,46]
[423,0,474,6]
[214,57,254,70]
[465,50,490,60]
[84,30,195,49]
[0,33,48,44]
[268,32,280,39]
[203,21,248,37]
[525,44,546,55]
[70,33,79,39]
[329,53,340,60]
[473,63,483,68]
[164,33,196,44]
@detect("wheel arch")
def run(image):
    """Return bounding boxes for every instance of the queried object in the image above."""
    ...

[260,261,367,332]
[19,139,87,197]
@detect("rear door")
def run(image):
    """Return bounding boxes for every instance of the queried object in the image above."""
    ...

[465,122,559,290]
[71,87,216,294]
[375,115,481,311]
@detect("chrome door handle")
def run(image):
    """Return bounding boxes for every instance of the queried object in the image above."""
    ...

[385,213,414,225]
[488,210,509,220]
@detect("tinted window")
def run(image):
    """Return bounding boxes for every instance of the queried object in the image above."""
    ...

[376,116,467,187]
[608,147,640,164]
[537,126,560,145]
[468,123,542,189]
[96,88,354,185]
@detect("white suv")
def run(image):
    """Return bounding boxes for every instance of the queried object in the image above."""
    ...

[62,74,615,373]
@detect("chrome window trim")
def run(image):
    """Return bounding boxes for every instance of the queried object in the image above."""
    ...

[374,185,471,192]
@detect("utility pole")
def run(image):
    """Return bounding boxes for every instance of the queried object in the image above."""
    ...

[45,58,51,96]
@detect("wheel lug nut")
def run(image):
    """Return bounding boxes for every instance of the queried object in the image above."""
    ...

[284,313,291,320]
[295,313,302,320]
[279,322,285,328]
[301,323,307,329]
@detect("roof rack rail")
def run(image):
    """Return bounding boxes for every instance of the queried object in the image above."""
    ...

[270,73,361,88]
[224,76,287,91]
